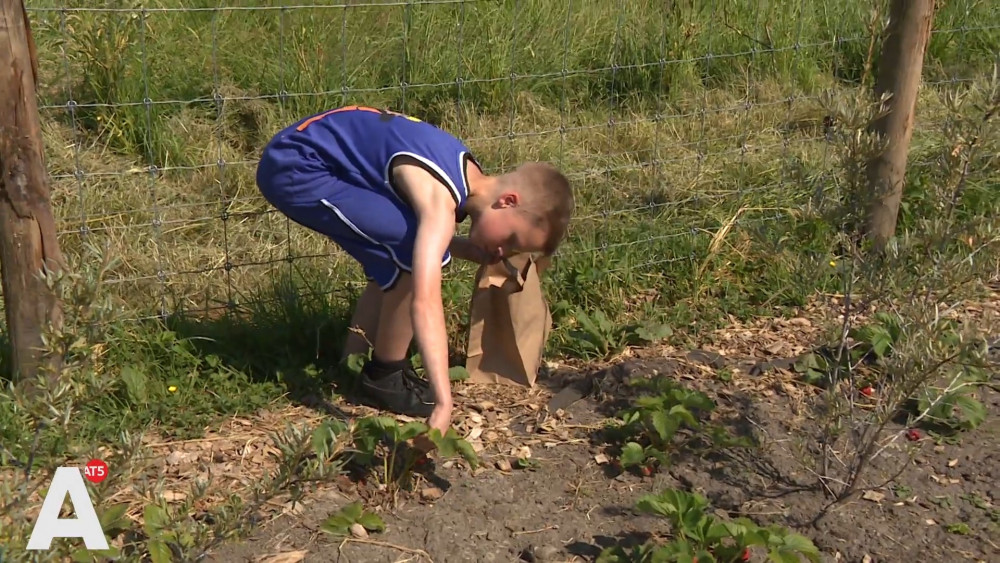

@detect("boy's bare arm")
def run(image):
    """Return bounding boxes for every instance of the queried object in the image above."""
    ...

[392,159,457,427]
[449,236,497,264]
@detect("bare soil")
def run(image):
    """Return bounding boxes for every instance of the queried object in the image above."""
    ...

[203,347,1000,563]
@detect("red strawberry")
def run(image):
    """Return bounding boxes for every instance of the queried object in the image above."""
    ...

[640,465,653,477]
[906,428,922,441]
[741,547,751,561]
[860,385,873,397]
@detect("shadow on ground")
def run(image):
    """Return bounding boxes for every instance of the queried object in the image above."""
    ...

[164,273,475,421]
[164,275,360,418]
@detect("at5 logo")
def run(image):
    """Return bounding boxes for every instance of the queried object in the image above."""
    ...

[26,459,110,551]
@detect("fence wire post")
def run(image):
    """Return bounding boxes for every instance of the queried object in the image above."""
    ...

[0,0,65,385]
[864,0,936,252]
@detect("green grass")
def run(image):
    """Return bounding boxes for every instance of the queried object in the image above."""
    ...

[2,0,999,446]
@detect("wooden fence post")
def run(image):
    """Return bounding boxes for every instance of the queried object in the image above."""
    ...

[864,0,936,252]
[0,0,65,383]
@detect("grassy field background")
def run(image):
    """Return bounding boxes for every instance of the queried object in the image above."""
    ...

[1,0,998,443]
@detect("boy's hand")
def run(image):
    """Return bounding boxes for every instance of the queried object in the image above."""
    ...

[412,402,453,453]
[427,402,452,435]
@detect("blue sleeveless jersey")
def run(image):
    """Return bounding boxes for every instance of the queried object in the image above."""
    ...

[278,105,476,222]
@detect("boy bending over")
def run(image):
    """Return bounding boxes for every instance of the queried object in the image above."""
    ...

[256,105,574,438]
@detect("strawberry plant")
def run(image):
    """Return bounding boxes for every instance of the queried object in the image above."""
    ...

[602,378,752,475]
[794,312,990,435]
[347,416,478,505]
[792,311,902,389]
[596,489,821,563]
[560,306,674,361]
[320,501,386,538]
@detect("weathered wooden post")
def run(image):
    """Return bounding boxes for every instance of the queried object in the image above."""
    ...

[0,0,65,383]
[864,0,936,251]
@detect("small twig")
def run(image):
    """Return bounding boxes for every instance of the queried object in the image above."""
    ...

[560,469,588,512]
[720,8,773,50]
[338,538,433,562]
[145,435,260,448]
[513,525,559,536]
[25,421,44,480]
[857,456,913,500]
[557,423,605,431]
[0,444,25,469]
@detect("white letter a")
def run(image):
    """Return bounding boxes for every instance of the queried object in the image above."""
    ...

[26,467,109,551]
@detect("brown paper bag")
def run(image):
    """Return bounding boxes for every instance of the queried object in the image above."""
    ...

[465,254,552,387]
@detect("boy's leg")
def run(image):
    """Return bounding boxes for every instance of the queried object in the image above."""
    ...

[341,280,382,362]
[256,139,436,417]
[372,273,414,364]
[358,272,436,417]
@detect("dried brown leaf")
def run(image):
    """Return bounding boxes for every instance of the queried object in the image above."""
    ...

[256,550,308,563]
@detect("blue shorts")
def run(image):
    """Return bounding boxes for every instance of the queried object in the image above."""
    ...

[256,136,452,291]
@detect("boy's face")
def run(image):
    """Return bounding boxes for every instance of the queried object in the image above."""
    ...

[470,193,548,262]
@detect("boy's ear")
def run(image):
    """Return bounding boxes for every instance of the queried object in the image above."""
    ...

[497,192,519,208]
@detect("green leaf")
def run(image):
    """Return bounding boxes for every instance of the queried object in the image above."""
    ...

[680,506,708,538]
[650,410,678,443]
[320,515,353,536]
[635,497,675,520]
[120,364,148,404]
[657,539,698,562]
[575,310,610,351]
[634,323,673,343]
[952,395,987,430]
[397,421,428,441]
[705,521,733,543]
[668,404,698,427]
[449,366,470,381]
[593,309,614,332]
[312,424,334,457]
[143,504,168,535]
[792,353,822,373]
[341,501,364,522]
[595,546,631,563]
[428,429,457,458]
[455,438,480,469]
[945,522,972,535]
[357,512,386,532]
[871,332,891,358]
[99,503,130,532]
[768,549,804,563]
[802,368,826,387]
[516,457,541,470]
[777,532,820,556]
[344,353,367,376]
[357,416,397,440]
[148,540,172,563]
[620,442,646,467]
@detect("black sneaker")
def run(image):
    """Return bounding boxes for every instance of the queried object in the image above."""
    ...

[359,362,436,418]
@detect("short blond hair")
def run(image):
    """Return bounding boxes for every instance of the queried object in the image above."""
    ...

[501,162,574,255]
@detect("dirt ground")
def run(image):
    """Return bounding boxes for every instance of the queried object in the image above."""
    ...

[186,296,1000,563]
[199,375,998,563]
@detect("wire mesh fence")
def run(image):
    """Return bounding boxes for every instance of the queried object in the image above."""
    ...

[18,0,1000,323]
